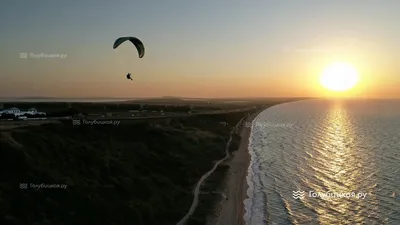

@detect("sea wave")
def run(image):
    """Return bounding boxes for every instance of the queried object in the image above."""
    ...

[243,100,400,224]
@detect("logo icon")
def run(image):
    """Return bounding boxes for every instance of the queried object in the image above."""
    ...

[20,183,28,189]
[20,53,28,59]
[293,190,305,199]
[72,119,81,125]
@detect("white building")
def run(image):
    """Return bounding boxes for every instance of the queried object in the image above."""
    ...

[1,107,20,114]
[28,108,37,113]
[24,108,45,115]
[0,107,46,116]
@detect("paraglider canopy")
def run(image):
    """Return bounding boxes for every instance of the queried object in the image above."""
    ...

[113,37,145,58]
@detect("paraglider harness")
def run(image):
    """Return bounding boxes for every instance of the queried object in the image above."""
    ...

[127,73,133,80]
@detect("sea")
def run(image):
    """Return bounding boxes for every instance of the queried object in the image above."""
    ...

[244,99,400,225]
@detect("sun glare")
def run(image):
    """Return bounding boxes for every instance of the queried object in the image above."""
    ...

[320,62,360,92]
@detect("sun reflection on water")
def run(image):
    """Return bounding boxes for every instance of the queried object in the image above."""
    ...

[307,103,371,224]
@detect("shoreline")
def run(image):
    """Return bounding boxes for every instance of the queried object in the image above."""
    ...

[214,110,262,225]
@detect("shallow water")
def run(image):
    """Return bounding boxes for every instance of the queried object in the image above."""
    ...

[244,99,400,225]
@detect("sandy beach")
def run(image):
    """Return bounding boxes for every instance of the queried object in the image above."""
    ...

[215,111,261,225]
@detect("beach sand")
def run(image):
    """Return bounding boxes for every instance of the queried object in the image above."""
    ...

[213,111,260,225]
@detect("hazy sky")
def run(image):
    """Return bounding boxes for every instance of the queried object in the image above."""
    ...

[1,0,399,98]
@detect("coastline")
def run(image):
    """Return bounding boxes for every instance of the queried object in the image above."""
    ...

[215,110,261,225]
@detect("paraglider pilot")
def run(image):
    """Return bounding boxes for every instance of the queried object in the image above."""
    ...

[127,73,133,81]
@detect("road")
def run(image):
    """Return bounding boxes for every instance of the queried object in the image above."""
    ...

[176,117,245,225]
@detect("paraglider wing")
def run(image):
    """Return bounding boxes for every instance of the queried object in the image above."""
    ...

[113,37,145,58]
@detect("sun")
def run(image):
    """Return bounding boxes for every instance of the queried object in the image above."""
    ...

[320,62,360,92]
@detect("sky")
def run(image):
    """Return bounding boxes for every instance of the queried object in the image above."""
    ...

[0,0,399,99]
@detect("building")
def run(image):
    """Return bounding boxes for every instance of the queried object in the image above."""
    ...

[24,108,46,115]
[28,108,37,113]
[0,107,46,116]
[1,107,20,114]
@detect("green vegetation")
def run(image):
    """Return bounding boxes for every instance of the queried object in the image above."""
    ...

[0,110,255,225]
[188,120,243,225]
[1,98,298,115]
[188,164,230,225]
